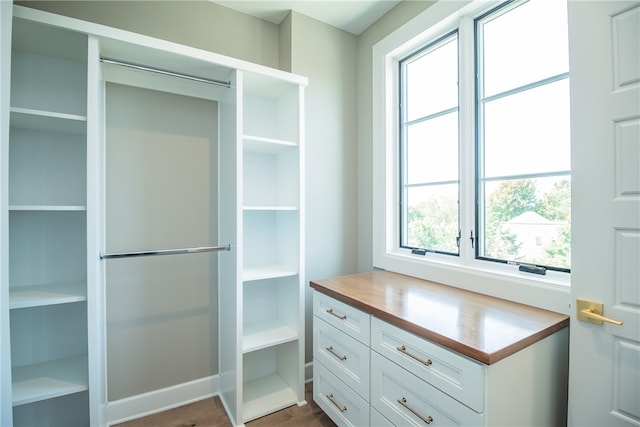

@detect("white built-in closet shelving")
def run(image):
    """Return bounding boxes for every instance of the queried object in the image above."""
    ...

[4,14,90,426]
[1,3,307,426]
[235,71,305,423]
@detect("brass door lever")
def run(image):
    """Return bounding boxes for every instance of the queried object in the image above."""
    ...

[577,299,623,325]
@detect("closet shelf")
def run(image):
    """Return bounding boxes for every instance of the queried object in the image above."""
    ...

[9,281,87,309]
[243,205,298,211]
[243,266,298,282]
[243,135,298,153]
[10,107,87,135]
[12,355,88,406]
[9,205,87,212]
[243,374,298,423]
[243,320,298,354]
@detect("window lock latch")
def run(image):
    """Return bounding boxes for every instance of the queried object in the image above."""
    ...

[470,230,475,249]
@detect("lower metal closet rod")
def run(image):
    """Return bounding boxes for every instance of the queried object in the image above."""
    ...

[100,244,231,260]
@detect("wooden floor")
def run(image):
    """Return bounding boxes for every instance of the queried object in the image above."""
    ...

[114,383,336,427]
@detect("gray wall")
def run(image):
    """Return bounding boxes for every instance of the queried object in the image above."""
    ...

[286,10,358,365]
[355,1,436,272]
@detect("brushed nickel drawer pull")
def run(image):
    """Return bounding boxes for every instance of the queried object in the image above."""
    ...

[326,346,347,361]
[327,393,347,412]
[397,345,432,366]
[326,308,347,320]
[397,397,433,424]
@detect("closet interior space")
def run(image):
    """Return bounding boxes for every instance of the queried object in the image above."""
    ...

[1,4,307,427]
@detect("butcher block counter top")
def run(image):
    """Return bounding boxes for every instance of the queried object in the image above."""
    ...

[310,270,569,365]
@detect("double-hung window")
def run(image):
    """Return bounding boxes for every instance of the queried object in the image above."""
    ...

[374,0,571,309]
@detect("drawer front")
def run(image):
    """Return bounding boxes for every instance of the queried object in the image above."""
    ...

[371,317,484,412]
[313,291,370,345]
[314,317,370,399]
[371,407,394,427]
[371,352,483,426]
[314,359,369,427]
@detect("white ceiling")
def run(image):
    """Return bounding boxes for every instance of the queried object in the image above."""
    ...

[212,0,401,35]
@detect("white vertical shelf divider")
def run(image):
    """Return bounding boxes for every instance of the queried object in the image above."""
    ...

[86,33,106,427]
[219,68,243,427]
[0,2,14,426]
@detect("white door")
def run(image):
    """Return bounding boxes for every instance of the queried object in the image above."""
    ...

[568,1,640,425]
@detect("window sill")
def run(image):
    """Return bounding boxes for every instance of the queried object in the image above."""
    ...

[375,250,571,315]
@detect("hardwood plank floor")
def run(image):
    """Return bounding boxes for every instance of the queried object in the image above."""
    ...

[114,383,336,427]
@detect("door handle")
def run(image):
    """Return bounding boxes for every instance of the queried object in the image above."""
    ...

[577,299,623,326]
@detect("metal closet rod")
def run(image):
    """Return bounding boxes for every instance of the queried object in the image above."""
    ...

[100,244,231,260]
[100,57,231,88]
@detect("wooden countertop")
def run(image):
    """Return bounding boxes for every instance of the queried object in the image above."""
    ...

[310,271,569,365]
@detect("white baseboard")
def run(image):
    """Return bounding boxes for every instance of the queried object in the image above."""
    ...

[106,375,219,426]
[305,361,313,383]
[105,364,314,426]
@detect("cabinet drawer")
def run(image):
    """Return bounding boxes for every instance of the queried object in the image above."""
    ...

[371,317,484,412]
[314,359,369,427]
[371,407,394,427]
[313,291,370,345]
[314,317,370,399]
[371,352,483,426]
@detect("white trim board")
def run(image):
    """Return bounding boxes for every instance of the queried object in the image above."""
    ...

[106,375,220,426]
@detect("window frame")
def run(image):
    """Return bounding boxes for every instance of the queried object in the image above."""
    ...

[399,29,461,256]
[372,0,570,314]
[474,1,571,272]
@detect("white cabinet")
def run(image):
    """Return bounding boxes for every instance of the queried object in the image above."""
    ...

[1,4,307,426]
[314,318,370,399]
[220,70,307,425]
[3,14,91,426]
[311,272,570,427]
[371,317,484,412]
[314,360,370,427]
[371,351,482,426]
[370,318,483,426]
[239,71,306,423]
[312,292,371,427]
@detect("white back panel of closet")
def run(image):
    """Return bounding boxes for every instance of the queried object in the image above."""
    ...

[104,83,218,401]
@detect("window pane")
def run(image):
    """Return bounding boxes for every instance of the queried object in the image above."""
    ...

[406,112,459,184]
[481,0,569,97]
[481,177,571,269]
[401,31,459,254]
[405,35,458,121]
[405,184,459,253]
[483,79,570,178]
